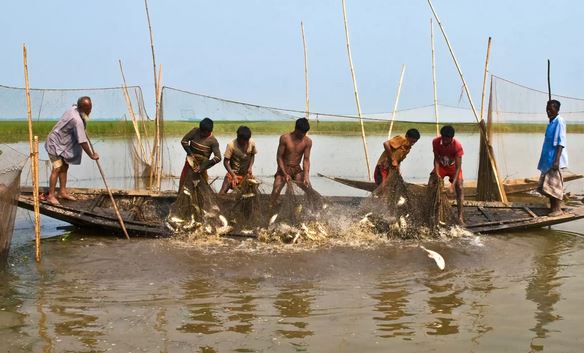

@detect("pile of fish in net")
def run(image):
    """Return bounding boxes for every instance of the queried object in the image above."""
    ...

[164,165,463,245]
[359,168,457,240]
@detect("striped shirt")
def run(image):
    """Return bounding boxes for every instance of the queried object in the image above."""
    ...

[224,138,257,175]
[181,128,221,170]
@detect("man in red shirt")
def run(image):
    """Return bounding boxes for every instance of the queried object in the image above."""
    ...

[430,125,464,224]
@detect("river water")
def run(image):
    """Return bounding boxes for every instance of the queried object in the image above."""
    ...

[2,132,584,352]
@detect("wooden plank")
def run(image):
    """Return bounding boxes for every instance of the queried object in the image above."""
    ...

[477,206,495,222]
[522,206,538,218]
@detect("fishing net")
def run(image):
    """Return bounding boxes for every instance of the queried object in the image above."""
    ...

[224,177,265,229]
[165,156,222,234]
[362,168,456,239]
[0,145,27,259]
[0,84,155,190]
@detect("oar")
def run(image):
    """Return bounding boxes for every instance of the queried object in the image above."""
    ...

[86,136,130,240]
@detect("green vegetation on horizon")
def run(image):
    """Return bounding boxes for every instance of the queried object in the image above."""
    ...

[1,120,582,143]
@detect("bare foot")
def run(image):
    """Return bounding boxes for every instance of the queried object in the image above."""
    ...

[58,193,77,201]
[458,216,465,225]
[46,195,61,205]
[548,210,564,217]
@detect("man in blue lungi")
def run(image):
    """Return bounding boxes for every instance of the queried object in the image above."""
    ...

[537,99,568,216]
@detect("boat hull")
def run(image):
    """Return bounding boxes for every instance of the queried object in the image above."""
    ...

[17,187,584,237]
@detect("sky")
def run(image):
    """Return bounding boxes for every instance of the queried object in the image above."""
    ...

[2,0,583,117]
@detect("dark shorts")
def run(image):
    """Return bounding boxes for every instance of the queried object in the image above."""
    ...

[275,165,303,179]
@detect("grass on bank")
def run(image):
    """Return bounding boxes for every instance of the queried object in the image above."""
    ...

[1,120,581,143]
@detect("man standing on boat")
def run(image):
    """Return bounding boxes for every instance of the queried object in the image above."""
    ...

[44,96,99,205]
[537,100,568,216]
[429,125,464,224]
[179,117,221,188]
[219,125,257,193]
[270,118,312,206]
[374,128,420,186]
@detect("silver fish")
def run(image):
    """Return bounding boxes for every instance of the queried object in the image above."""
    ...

[218,215,228,227]
[269,214,278,226]
[420,246,445,270]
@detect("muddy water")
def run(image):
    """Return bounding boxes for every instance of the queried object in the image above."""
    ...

[3,132,584,352]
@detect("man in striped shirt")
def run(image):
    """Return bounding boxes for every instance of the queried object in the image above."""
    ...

[179,118,221,189]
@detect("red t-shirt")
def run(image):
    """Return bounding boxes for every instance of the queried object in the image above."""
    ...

[432,136,463,166]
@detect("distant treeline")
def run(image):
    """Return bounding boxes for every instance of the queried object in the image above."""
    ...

[1,120,582,143]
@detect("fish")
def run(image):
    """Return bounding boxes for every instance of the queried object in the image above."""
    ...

[182,189,191,196]
[240,229,254,236]
[169,216,184,224]
[269,214,278,226]
[218,215,228,227]
[292,233,301,244]
[397,196,406,206]
[247,178,260,185]
[420,245,445,270]
[242,193,255,199]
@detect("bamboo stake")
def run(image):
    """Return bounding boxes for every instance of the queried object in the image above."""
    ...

[155,65,163,190]
[387,64,406,139]
[427,0,507,202]
[301,21,310,119]
[547,59,552,101]
[144,0,159,109]
[87,137,131,240]
[22,44,41,262]
[480,37,492,121]
[341,0,372,180]
[144,0,160,188]
[33,137,41,262]
[430,18,440,136]
[118,60,147,161]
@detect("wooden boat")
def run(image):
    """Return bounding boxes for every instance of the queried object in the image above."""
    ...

[17,186,584,237]
[318,173,584,197]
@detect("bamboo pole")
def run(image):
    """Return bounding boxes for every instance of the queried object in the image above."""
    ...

[33,137,41,262]
[22,44,41,262]
[427,0,507,202]
[430,18,440,136]
[387,64,406,139]
[547,59,551,101]
[341,0,372,180]
[301,21,310,119]
[118,60,147,161]
[87,137,131,240]
[155,65,163,190]
[144,0,160,188]
[480,37,492,121]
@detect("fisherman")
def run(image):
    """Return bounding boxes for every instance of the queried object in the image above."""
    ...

[270,117,312,206]
[44,96,99,205]
[219,125,257,193]
[429,125,464,224]
[374,128,420,186]
[537,99,568,216]
[179,117,221,189]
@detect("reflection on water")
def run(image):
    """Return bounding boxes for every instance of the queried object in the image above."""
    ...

[273,282,315,340]
[423,271,464,336]
[179,278,223,335]
[526,234,569,352]
[371,276,414,339]
[224,278,259,334]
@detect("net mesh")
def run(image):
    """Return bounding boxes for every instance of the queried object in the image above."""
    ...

[490,75,584,181]
[0,145,27,259]
[0,84,155,190]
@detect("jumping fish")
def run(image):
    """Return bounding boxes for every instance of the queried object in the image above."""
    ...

[420,246,446,270]
[269,214,278,226]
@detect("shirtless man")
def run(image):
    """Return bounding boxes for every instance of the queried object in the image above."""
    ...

[270,118,312,206]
